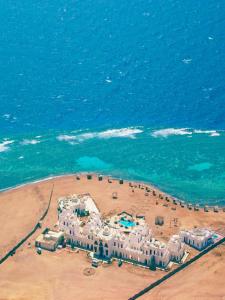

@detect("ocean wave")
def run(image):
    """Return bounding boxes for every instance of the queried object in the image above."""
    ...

[97,128,143,139]
[21,139,41,145]
[151,128,192,138]
[0,140,14,152]
[57,127,143,143]
[193,129,220,137]
[152,128,221,138]
[210,132,220,137]
[57,135,77,142]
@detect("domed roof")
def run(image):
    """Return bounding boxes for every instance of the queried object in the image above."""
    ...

[103,226,110,236]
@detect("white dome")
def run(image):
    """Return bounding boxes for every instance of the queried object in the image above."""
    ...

[103,226,110,236]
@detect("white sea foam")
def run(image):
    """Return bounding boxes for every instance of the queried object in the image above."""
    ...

[97,128,143,139]
[193,129,221,137]
[57,128,143,143]
[210,132,220,137]
[21,139,41,145]
[151,128,192,138]
[0,140,14,152]
[57,135,76,142]
[182,58,192,64]
[105,77,112,83]
[152,128,222,138]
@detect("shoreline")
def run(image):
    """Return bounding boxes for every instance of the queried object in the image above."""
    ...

[0,171,225,299]
[1,172,225,208]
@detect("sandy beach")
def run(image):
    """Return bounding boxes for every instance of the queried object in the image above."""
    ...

[0,174,224,300]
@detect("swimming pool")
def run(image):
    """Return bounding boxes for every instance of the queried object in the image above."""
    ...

[119,219,136,227]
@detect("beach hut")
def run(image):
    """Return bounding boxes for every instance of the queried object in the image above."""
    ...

[112,192,118,199]
[98,175,103,181]
[194,204,200,211]
[155,216,164,226]
[204,205,209,212]
[187,203,192,210]
[87,174,92,180]
[213,206,219,213]
[180,201,185,207]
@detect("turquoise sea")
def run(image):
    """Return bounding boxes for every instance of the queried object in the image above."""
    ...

[1,127,225,205]
[0,1,225,205]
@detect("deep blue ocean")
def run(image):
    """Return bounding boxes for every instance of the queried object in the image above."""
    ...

[0,0,225,205]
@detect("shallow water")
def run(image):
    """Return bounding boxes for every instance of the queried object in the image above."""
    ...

[0,127,224,205]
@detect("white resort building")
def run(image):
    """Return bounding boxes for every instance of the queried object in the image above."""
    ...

[179,228,214,250]
[57,194,186,269]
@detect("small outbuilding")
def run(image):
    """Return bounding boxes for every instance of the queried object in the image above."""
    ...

[35,230,64,251]
[155,216,164,226]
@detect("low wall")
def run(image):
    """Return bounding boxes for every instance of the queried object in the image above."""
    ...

[0,185,54,265]
[129,237,225,300]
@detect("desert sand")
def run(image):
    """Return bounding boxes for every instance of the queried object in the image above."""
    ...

[0,174,224,300]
